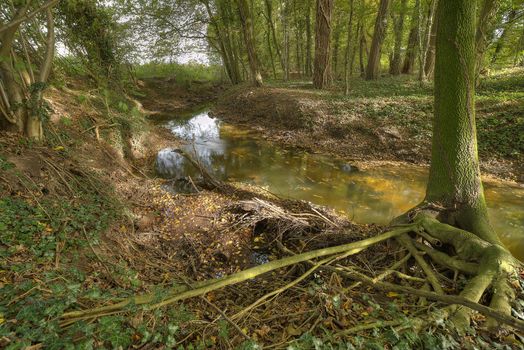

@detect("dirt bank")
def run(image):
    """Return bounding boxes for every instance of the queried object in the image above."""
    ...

[212,76,523,183]
[134,76,227,118]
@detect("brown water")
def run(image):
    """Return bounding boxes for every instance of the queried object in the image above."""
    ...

[156,111,524,260]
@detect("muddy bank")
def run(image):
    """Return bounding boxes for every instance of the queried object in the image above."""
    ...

[134,76,227,118]
[212,85,523,183]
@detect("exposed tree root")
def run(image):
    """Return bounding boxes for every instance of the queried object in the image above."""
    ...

[413,213,520,332]
[58,196,524,338]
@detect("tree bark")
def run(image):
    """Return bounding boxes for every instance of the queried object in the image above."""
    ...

[419,0,437,82]
[313,0,333,89]
[423,4,438,78]
[344,0,354,95]
[389,0,408,75]
[401,0,420,74]
[264,0,285,77]
[305,0,313,76]
[426,0,497,245]
[236,0,263,86]
[365,0,390,80]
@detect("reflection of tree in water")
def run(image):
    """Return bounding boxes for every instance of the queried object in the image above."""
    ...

[157,112,524,257]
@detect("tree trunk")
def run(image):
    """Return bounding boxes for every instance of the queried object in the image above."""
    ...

[313,0,333,89]
[0,3,54,141]
[475,0,499,77]
[344,0,354,95]
[426,0,496,245]
[365,0,390,80]
[389,0,408,75]
[358,21,366,77]
[401,0,420,74]
[305,0,313,76]
[237,0,263,86]
[264,0,285,77]
[423,5,438,78]
[332,17,343,81]
[283,0,290,81]
[419,0,437,82]
[490,9,517,64]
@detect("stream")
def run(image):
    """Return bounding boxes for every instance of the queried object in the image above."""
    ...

[156,110,524,261]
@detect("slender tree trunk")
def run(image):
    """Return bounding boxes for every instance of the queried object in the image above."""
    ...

[365,0,390,80]
[426,0,496,244]
[490,9,517,64]
[332,17,342,81]
[358,21,366,77]
[283,0,290,81]
[266,29,277,78]
[424,5,438,78]
[264,0,285,76]
[344,0,355,95]
[305,0,313,76]
[419,0,437,82]
[475,0,499,76]
[514,25,524,66]
[390,0,408,75]
[402,0,420,74]
[312,0,333,89]
[237,0,263,86]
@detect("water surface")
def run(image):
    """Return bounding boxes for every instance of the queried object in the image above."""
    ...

[156,111,524,260]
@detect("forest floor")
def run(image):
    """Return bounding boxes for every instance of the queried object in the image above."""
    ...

[213,68,524,183]
[1,72,523,349]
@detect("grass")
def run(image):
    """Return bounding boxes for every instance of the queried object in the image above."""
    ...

[134,62,224,86]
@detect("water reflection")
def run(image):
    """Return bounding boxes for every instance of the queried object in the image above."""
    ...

[156,111,524,260]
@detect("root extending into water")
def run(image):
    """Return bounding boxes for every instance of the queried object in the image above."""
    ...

[414,213,521,332]
[59,198,524,336]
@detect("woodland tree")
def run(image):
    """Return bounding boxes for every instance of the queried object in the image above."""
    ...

[236,0,263,86]
[313,0,333,89]
[0,0,57,140]
[421,0,517,330]
[389,0,408,75]
[365,0,390,80]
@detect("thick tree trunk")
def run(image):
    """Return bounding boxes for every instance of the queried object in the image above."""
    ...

[312,0,333,89]
[237,0,263,86]
[426,0,497,245]
[365,0,390,80]
[389,0,408,75]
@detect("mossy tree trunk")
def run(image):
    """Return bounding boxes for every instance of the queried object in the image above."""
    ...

[426,0,498,244]
[313,0,333,89]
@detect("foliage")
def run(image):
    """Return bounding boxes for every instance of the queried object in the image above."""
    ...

[134,62,223,85]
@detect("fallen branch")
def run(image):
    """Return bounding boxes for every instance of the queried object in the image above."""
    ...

[60,226,413,323]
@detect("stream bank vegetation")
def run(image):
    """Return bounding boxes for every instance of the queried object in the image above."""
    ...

[1,0,524,349]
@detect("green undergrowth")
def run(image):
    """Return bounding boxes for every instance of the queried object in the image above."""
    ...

[267,68,523,161]
[134,62,224,87]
